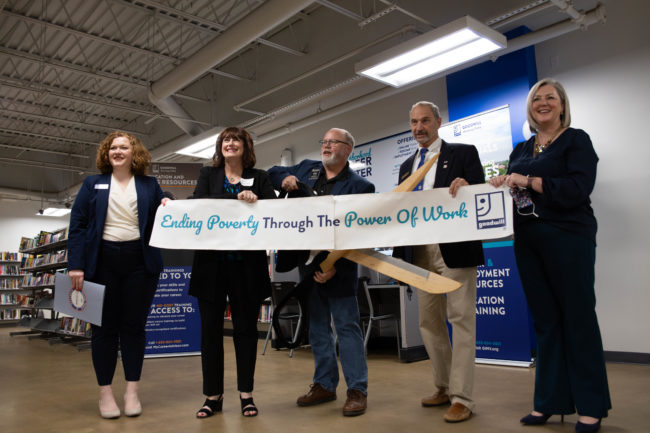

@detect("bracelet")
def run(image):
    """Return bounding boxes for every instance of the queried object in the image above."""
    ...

[526,175,533,189]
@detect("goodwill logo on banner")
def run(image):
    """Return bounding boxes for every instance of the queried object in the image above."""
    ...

[149,184,512,251]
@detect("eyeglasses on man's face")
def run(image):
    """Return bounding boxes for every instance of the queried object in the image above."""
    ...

[319,139,350,147]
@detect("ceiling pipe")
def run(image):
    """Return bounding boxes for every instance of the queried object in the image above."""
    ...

[233,25,417,114]
[550,0,586,23]
[0,187,60,202]
[148,0,312,136]
[488,1,555,29]
[314,0,364,21]
[253,5,606,145]
[377,0,432,27]
[148,96,204,136]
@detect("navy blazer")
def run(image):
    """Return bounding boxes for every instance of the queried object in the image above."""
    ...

[268,159,376,297]
[394,140,485,268]
[68,173,165,279]
[188,166,276,303]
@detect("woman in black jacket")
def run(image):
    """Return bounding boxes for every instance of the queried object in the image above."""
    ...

[490,79,610,433]
[189,127,275,418]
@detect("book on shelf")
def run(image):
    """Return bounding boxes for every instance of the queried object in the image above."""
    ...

[21,250,68,269]
[0,264,22,275]
[1,252,22,261]
[1,309,21,320]
[60,316,92,336]
[0,294,29,306]
[258,304,272,323]
[22,273,56,287]
[19,227,69,251]
[1,278,22,289]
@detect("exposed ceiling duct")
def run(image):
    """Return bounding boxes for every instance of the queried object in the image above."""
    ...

[148,0,313,136]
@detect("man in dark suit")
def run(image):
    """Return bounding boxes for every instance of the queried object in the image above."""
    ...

[268,128,375,417]
[395,101,485,423]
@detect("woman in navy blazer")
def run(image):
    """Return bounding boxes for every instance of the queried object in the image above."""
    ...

[490,79,610,433]
[68,131,164,419]
[189,127,275,419]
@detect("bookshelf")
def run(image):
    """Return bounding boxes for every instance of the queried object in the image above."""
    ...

[14,227,91,340]
[0,252,28,323]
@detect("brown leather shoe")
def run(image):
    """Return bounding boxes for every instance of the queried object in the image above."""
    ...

[342,389,367,416]
[297,383,336,407]
[421,388,450,407]
[443,402,472,422]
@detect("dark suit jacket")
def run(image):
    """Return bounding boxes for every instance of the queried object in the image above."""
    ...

[68,173,165,279]
[394,140,485,268]
[268,159,376,297]
[188,166,275,303]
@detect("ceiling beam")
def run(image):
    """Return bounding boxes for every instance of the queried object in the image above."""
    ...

[0,77,159,116]
[0,46,148,88]
[0,157,95,173]
[118,0,306,56]
[0,127,100,146]
[0,108,145,135]
[0,143,89,159]
[3,9,251,81]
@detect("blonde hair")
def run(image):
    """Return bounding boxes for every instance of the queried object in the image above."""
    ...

[526,78,571,132]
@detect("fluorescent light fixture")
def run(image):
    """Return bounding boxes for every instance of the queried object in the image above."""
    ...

[175,128,221,159]
[355,16,506,87]
[37,208,71,217]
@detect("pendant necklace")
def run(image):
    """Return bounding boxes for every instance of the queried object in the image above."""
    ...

[534,126,564,156]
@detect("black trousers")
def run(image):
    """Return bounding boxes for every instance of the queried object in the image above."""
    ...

[514,221,611,418]
[90,240,158,386]
[198,261,262,395]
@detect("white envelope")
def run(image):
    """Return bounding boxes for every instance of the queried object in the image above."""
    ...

[54,272,105,326]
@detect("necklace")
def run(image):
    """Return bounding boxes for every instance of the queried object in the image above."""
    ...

[534,126,564,156]
[226,173,240,183]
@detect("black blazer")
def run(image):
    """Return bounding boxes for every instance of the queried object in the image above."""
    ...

[394,140,485,269]
[68,173,164,279]
[188,166,276,303]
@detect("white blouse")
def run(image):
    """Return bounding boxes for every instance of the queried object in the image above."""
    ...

[102,175,140,242]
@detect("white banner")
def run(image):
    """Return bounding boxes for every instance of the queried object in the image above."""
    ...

[150,184,512,251]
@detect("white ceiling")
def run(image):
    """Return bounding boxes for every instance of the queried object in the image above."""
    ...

[0,0,601,204]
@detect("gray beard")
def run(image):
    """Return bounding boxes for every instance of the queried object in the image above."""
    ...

[322,154,338,167]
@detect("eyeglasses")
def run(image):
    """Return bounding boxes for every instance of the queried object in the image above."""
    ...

[319,139,350,146]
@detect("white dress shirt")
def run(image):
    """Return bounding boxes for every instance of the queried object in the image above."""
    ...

[411,137,442,191]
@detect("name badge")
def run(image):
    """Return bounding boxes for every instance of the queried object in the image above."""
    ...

[309,168,321,181]
[94,184,109,190]
[241,178,254,187]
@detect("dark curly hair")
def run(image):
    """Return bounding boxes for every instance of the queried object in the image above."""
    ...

[212,127,256,168]
[96,131,152,175]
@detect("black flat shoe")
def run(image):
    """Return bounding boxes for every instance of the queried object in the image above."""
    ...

[575,419,601,433]
[240,396,258,417]
[196,396,223,418]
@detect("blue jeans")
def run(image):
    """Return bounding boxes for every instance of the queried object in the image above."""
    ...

[309,288,368,394]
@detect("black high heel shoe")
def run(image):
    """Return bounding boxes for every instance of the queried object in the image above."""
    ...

[240,395,258,417]
[196,396,223,418]
[520,413,565,425]
[575,418,601,433]
[520,413,551,425]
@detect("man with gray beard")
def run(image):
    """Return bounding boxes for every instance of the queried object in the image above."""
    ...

[269,127,374,417]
